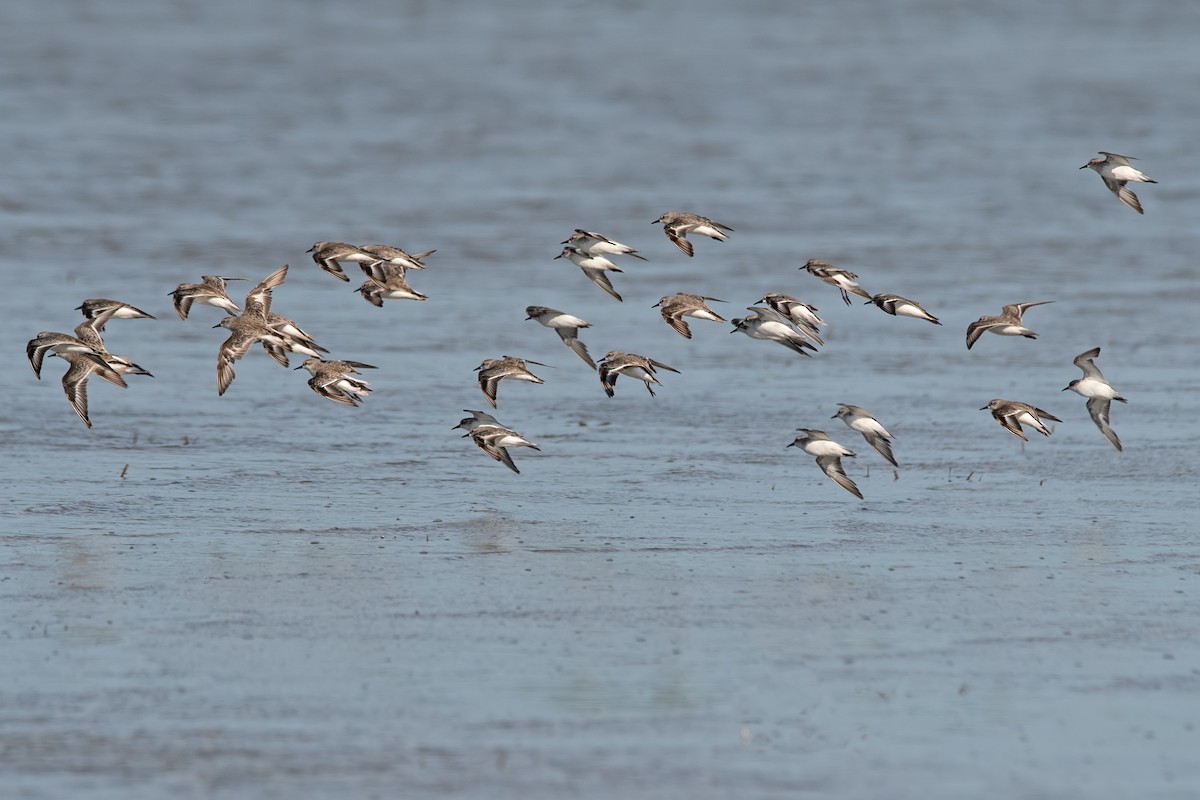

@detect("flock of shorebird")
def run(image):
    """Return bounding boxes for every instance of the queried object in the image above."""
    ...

[25,151,1146,496]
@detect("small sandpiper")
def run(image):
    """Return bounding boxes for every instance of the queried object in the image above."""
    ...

[295,357,377,407]
[307,241,382,282]
[1080,151,1157,214]
[653,293,726,339]
[801,259,871,305]
[981,398,1062,441]
[555,245,625,302]
[651,212,733,257]
[475,356,547,408]
[965,301,1053,350]
[730,307,817,356]
[787,428,863,499]
[170,275,244,320]
[76,299,156,320]
[356,262,428,305]
[1063,347,1127,451]
[563,229,647,261]
[597,351,679,397]
[359,244,434,272]
[525,306,595,369]
[832,404,897,467]
[865,293,940,324]
[755,292,825,345]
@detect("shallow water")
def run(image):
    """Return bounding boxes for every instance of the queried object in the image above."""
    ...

[2,1,1199,798]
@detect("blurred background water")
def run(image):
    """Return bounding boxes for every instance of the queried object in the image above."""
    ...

[1,1,1198,798]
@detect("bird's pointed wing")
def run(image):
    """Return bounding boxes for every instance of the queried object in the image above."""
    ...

[1072,347,1104,379]
[663,311,693,339]
[479,373,501,408]
[965,319,991,349]
[816,456,863,499]
[584,268,623,302]
[647,358,680,373]
[1086,397,1122,451]
[1033,407,1063,423]
[60,358,94,428]
[865,433,898,467]
[664,228,694,257]
[995,412,1028,440]
[558,332,596,369]
[217,358,236,396]
[243,264,288,317]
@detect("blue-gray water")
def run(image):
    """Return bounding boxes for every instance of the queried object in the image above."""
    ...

[2,1,1198,798]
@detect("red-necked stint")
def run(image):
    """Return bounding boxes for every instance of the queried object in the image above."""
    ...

[356,262,428,305]
[307,241,382,282]
[76,299,156,321]
[832,404,897,467]
[651,212,733,257]
[981,399,1062,441]
[801,259,872,305]
[26,312,128,428]
[563,229,647,261]
[866,293,941,325]
[170,275,245,320]
[787,429,863,499]
[965,301,1053,350]
[452,409,504,432]
[597,351,679,398]
[1080,152,1157,215]
[294,357,376,407]
[233,264,325,367]
[27,308,120,378]
[475,356,547,408]
[555,245,624,302]
[1062,347,1127,451]
[52,351,129,429]
[71,314,154,379]
[359,244,434,272]
[212,313,292,396]
[755,293,825,345]
[730,307,817,356]
[525,306,595,369]
[653,293,726,339]
[467,423,540,474]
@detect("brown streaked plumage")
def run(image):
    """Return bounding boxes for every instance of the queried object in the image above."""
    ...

[475,356,546,408]
[307,241,381,282]
[965,301,1053,350]
[801,259,871,305]
[653,293,726,339]
[170,275,244,320]
[76,299,156,320]
[981,398,1062,441]
[597,351,679,398]
[651,212,733,257]
[294,357,377,407]
[755,293,825,345]
[866,293,941,325]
